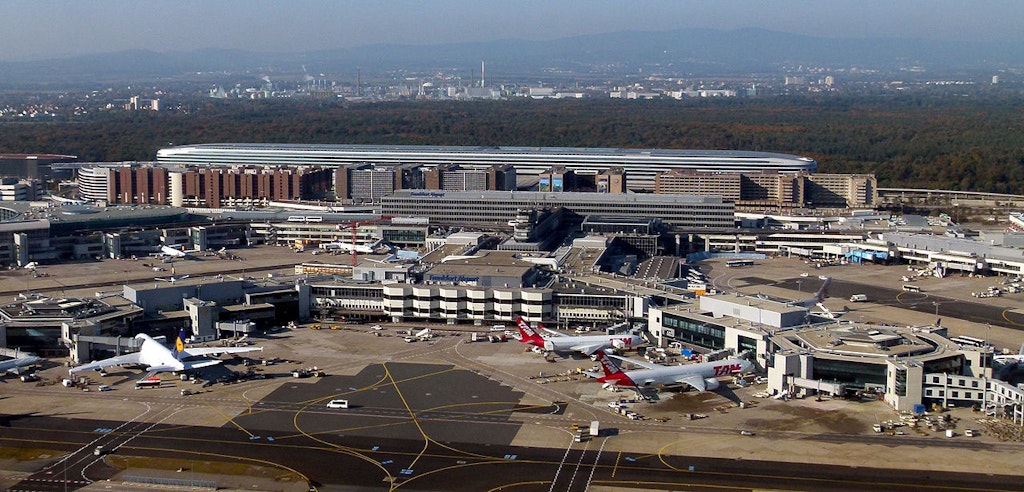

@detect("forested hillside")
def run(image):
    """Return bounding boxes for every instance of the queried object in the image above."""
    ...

[2,97,1022,193]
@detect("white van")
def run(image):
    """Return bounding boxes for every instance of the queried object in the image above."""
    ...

[326,399,349,409]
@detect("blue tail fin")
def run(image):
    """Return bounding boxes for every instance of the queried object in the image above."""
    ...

[175,328,188,359]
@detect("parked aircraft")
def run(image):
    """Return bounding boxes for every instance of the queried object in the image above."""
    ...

[995,343,1024,363]
[319,238,382,254]
[155,267,189,283]
[516,317,644,356]
[159,245,200,258]
[794,277,831,309]
[69,329,262,377]
[155,274,189,283]
[0,350,40,375]
[592,351,752,392]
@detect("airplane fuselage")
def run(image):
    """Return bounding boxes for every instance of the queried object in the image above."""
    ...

[542,334,642,353]
[0,355,40,374]
[599,357,751,388]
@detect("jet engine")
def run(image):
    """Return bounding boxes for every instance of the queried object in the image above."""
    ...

[703,378,720,391]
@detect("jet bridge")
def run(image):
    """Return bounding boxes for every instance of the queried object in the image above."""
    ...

[789,376,845,397]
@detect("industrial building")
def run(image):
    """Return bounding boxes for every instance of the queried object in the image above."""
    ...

[156,144,817,191]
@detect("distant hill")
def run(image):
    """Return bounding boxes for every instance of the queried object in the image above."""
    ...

[2,28,1021,86]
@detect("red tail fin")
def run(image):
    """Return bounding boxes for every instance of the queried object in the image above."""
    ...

[516,317,545,346]
[594,352,635,386]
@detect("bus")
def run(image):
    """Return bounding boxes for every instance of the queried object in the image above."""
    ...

[950,336,986,348]
[902,284,922,292]
[135,377,161,389]
[726,259,755,268]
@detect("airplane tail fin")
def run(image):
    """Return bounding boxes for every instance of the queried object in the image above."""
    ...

[594,352,634,386]
[516,317,544,346]
[815,277,831,303]
[175,328,188,360]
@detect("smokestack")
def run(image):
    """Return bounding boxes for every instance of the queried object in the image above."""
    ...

[481,61,485,88]
[356,68,361,97]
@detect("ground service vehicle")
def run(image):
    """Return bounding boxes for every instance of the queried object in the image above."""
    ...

[327,399,349,409]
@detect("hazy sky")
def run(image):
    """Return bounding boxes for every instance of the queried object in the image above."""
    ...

[1,0,1021,61]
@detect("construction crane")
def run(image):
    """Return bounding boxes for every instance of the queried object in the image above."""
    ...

[335,216,392,266]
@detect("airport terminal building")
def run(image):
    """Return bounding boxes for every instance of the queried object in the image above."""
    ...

[380,190,735,229]
[646,291,1022,414]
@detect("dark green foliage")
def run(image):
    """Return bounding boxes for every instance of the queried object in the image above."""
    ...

[1,96,1022,193]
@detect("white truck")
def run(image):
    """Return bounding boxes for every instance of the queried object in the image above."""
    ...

[849,294,868,302]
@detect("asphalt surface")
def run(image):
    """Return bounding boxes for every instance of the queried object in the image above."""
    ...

[744,276,1024,329]
[3,411,1021,491]
[4,253,1024,491]
[3,361,1023,491]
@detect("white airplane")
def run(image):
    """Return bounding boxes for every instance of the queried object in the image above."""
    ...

[794,276,831,309]
[155,274,189,283]
[593,351,752,392]
[159,245,200,258]
[995,343,1024,363]
[516,317,644,356]
[0,350,41,376]
[319,238,382,254]
[69,329,262,377]
[155,267,189,283]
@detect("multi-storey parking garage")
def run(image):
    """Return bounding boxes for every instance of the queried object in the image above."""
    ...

[156,143,817,191]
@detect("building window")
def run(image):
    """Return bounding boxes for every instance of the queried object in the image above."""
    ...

[894,367,908,397]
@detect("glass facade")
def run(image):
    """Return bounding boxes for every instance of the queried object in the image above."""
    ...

[812,359,887,387]
[662,312,725,350]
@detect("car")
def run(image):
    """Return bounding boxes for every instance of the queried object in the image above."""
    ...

[740,430,755,436]
[326,399,349,409]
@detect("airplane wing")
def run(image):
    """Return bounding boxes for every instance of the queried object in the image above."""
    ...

[608,354,661,370]
[181,346,263,358]
[570,342,607,355]
[181,359,223,371]
[540,327,569,337]
[69,353,143,374]
[673,373,708,392]
[143,365,180,376]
